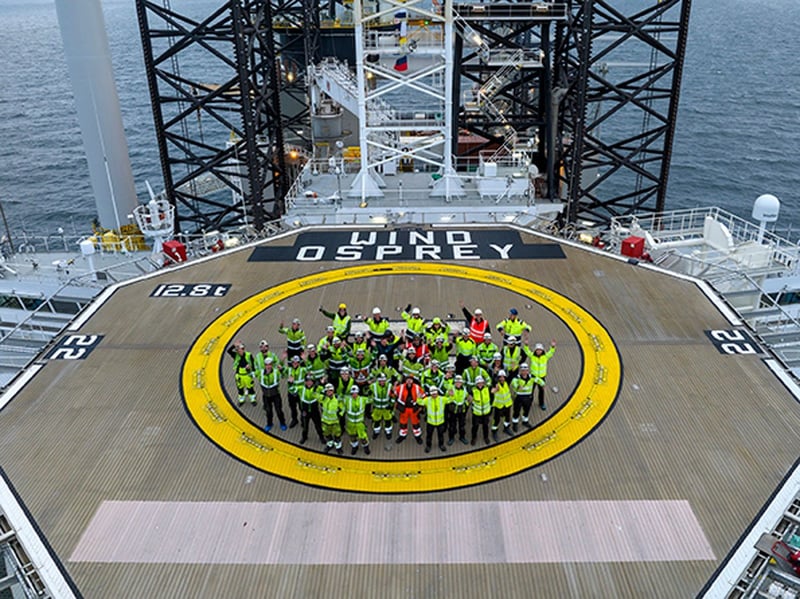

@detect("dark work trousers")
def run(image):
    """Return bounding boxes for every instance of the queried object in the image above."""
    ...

[262,385,286,427]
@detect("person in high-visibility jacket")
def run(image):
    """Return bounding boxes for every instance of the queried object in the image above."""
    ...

[394,374,425,444]
[257,356,287,432]
[476,332,499,369]
[227,341,256,404]
[454,328,477,374]
[418,387,451,453]
[421,360,444,392]
[470,376,492,446]
[370,374,395,439]
[319,302,351,340]
[349,331,369,356]
[366,307,390,346]
[429,335,453,366]
[445,374,470,445]
[320,383,344,454]
[278,318,306,359]
[491,370,514,441]
[463,355,489,391]
[398,348,424,381]
[511,362,535,431]
[372,353,400,385]
[401,305,426,340]
[501,336,524,381]
[284,354,306,428]
[459,301,490,344]
[526,339,557,410]
[496,308,532,346]
[304,344,328,383]
[254,340,280,375]
[322,336,348,388]
[344,385,371,455]
[297,373,324,445]
[424,317,450,346]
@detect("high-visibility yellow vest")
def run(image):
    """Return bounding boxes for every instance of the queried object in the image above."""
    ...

[528,347,556,379]
[471,386,492,416]
[492,381,512,408]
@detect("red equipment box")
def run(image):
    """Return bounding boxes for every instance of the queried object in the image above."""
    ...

[621,235,645,259]
[163,240,187,263]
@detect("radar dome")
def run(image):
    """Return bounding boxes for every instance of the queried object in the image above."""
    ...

[752,194,780,223]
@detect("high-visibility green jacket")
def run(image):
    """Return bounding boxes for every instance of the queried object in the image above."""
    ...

[297,383,320,405]
[463,365,489,388]
[366,317,390,337]
[320,308,352,338]
[278,325,306,353]
[476,341,499,366]
[401,311,426,335]
[496,318,531,339]
[447,385,469,408]
[304,353,328,381]
[455,337,477,357]
[511,374,534,395]
[254,351,280,373]
[345,394,370,423]
[370,381,393,410]
[430,342,452,365]
[528,346,556,382]
[285,365,307,394]
[320,393,344,424]
[418,393,450,425]
[258,366,281,388]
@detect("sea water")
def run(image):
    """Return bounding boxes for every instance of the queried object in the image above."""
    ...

[0,0,797,235]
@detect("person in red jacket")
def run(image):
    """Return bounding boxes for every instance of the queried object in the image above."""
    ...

[394,373,425,444]
[459,300,490,344]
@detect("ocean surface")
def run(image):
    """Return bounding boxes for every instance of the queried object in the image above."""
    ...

[0,0,798,235]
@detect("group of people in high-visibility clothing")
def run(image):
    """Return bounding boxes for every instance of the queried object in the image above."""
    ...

[226,301,557,455]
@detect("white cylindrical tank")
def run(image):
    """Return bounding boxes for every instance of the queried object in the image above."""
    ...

[55,0,139,231]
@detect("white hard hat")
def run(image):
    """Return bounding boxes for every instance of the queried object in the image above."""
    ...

[326,325,335,332]
[378,373,387,380]
[411,307,420,315]
[350,385,360,393]
[498,370,506,377]
[534,343,544,351]
[333,337,341,344]
[292,318,300,324]
[372,307,381,315]
[520,363,530,370]
[378,354,388,361]
[259,340,269,346]
[483,333,492,340]
[265,357,273,364]
[455,375,463,382]
[324,383,334,391]
[474,308,483,315]
[307,343,316,350]
[493,352,502,359]
[475,376,485,383]
[507,336,517,344]
[462,327,470,334]
[430,387,439,394]
[291,355,300,362]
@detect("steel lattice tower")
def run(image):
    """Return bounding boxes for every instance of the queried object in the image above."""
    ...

[136,0,319,232]
[554,0,692,226]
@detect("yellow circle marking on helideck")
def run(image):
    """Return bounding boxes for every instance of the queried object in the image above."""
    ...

[181,262,622,493]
